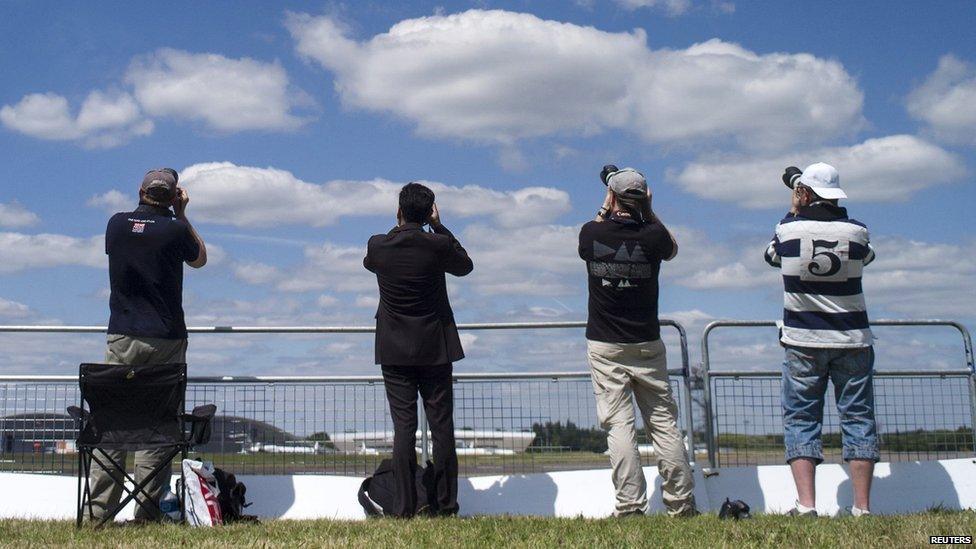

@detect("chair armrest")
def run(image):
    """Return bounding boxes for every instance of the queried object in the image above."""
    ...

[66,405,89,426]
[185,404,217,422]
[182,404,217,445]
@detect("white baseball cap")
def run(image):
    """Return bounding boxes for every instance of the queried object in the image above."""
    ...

[798,162,847,200]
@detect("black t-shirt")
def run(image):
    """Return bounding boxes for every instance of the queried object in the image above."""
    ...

[578,215,675,343]
[106,205,200,339]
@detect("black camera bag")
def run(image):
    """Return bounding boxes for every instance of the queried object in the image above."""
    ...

[358,459,438,517]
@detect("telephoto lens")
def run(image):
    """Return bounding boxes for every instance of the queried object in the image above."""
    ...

[600,164,619,186]
[782,166,802,189]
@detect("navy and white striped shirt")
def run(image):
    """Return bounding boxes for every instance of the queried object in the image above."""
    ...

[764,203,875,348]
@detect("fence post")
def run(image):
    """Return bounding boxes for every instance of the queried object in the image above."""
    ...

[666,320,696,466]
[955,322,976,455]
[700,322,718,469]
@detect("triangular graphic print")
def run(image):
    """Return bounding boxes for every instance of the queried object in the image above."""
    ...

[594,241,616,259]
[630,244,648,263]
[613,244,631,262]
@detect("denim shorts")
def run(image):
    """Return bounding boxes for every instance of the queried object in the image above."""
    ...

[781,344,880,464]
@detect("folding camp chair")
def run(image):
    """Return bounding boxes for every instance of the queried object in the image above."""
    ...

[67,362,216,528]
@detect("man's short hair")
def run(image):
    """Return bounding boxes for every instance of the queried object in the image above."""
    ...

[614,194,646,221]
[399,182,435,224]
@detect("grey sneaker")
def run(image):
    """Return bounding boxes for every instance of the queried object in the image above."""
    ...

[787,507,818,517]
[837,507,871,517]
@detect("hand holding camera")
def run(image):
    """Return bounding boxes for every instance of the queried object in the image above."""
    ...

[783,166,807,214]
[427,202,441,227]
[173,187,189,219]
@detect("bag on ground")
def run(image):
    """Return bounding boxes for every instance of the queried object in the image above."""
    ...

[212,467,258,523]
[358,459,437,517]
[180,459,224,526]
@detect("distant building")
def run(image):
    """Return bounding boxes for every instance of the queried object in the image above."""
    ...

[330,430,536,455]
[0,413,302,456]
[0,413,75,455]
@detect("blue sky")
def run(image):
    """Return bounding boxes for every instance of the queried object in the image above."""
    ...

[1,1,974,375]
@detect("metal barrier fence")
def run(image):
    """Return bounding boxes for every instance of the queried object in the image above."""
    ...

[700,320,976,468]
[0,321,695,476]
[4,319,974,475]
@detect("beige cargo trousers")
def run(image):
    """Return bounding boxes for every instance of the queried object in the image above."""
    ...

[87,334,187,522]
[586,338,696,516]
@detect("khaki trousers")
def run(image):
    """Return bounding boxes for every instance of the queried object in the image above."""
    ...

[87,334,187,521]
[586,338,696,516]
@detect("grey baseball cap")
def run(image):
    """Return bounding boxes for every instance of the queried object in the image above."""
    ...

[607,168,647,198]
[141,168,178,198]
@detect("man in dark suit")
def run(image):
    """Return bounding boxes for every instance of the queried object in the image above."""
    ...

[364,182,473,517]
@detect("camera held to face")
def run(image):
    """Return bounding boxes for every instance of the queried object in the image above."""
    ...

[600,164,619,186]
[782,166,803,189]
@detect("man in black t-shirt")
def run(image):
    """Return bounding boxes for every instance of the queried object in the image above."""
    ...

[90,168,207,522]
[578,167,696,517]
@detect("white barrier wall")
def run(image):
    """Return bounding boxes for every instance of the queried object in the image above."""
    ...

[2,458,973,520]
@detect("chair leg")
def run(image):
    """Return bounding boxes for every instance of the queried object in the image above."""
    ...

[76,450,83,528]
[90,448,180,527]
[82,451,95,524]
[180,447,187,524]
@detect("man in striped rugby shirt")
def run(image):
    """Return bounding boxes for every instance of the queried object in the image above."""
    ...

[764,162,879,518]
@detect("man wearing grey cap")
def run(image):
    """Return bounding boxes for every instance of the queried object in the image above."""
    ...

[89,168,207,522]
[578,167,696,517]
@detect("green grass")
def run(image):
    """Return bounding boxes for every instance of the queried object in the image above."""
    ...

[1,512,974,548]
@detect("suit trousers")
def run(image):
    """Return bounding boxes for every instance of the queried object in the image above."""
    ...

[87,334,187,522]
[381,364,459,517]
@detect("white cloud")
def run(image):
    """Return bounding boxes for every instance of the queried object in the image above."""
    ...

[0,297,32,319]
[672,134,968,209]
[663,226,778,290]
[0,232,104,273]
[355,295,379,308]
[459,223,582,296]
[2,49,310,148]
[89,161,571,229]
[864,238,976,319]
[0,91,153,148]
[125,48,311,132]
[663,309,715,328]
[233,261,282,285]
[0,202,40,228]
[85,190,131,212]
[277,243,371,293]
[907,54,976,146]
[316,294,339,308]
[615,0,692,15]
[288,9,863,150]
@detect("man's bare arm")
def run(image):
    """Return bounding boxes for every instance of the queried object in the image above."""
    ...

[174,188,207,268]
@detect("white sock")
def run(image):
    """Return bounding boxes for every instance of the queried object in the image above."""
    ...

[795,501,816,513]
[851,506,870,517]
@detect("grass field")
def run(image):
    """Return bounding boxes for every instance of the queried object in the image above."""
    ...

[1,512,974,548]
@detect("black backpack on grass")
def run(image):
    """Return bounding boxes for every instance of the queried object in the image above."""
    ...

[213,468,259,523]
[358,459,438,517]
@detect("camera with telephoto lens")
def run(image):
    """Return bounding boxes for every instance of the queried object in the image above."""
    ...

[782,166,803,189]
[600,164,619,186]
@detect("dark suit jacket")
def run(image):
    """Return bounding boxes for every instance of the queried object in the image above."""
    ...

[364,222,473,366]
